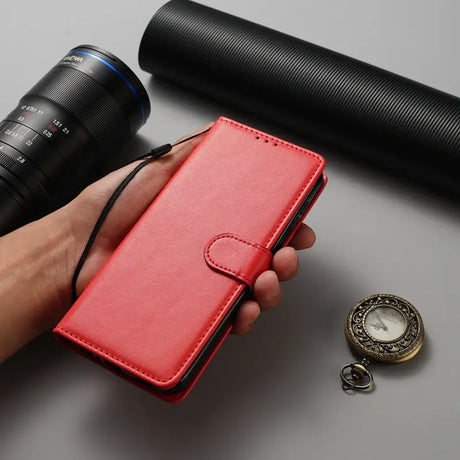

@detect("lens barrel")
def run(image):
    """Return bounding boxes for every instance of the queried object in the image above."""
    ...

[0,45,150,236]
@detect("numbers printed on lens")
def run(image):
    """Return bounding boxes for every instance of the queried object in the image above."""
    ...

[0,45,150,236]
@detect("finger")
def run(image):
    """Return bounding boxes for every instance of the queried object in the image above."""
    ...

[231,300,260,335]
[173,121,214,145]
[114,126,208,210]
[288,223,316,249]
[272,246,299,281]
[253,270,282,311]
[82,122,213,202]
[149,121,214,178]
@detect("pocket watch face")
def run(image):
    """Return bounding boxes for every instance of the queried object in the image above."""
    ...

[345,294,424,363]
[364,306,407,342]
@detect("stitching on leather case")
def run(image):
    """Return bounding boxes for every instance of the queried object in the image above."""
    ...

[221,118,324,162]
[56,284,242,386]
[219,118,324,247]
[205,233,271,285]
[59,118,324,387]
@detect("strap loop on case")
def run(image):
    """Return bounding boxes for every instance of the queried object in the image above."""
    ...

[204,233,272,287]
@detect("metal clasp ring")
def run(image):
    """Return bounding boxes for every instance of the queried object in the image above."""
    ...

[340,361,374,391]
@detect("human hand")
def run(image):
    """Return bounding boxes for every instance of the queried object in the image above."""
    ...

[0,124,317,362]
[60,124,316,334]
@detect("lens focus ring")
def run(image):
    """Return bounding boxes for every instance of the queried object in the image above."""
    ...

[27,66,129,154]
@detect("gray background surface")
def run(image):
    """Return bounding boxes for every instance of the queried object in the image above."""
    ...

[1,1,459,459]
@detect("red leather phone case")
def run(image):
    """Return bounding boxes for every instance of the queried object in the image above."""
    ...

[54,117,326,402]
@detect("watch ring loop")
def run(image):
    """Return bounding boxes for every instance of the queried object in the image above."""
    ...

[340,363,374,390]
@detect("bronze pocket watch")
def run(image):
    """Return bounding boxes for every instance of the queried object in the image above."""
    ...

[340,294,424,391]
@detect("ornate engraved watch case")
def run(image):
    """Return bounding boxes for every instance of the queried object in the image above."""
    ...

[341,294,424,390]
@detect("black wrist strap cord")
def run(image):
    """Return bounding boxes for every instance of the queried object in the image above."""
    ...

[70,128,210,304]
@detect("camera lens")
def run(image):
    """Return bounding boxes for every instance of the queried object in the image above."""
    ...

[0,45,150,236]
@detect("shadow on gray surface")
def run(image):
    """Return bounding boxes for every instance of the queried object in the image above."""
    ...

[376,334,432,380]
[0,252,432,460]
[0,250,434,459]
[74,254,349,458]
[341,335,431,398]
[0,333,66,400]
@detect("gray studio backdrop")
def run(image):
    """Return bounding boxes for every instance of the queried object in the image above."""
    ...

[0,1,459,459]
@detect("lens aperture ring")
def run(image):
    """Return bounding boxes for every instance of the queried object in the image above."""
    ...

[5,96,98,163]
[0,142,52,208]
[26,66,130,154]
[0,121,67,181]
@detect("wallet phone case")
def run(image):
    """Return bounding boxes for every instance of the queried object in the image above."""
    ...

[54,117,327,402]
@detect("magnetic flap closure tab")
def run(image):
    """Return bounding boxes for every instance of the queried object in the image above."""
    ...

[204,233,272,287]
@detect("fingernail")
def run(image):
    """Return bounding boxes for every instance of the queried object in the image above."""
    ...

[249,311,260,325]
[285,266,297,279]
[269,286,281,300]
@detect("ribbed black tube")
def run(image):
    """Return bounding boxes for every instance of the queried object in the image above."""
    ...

[140,0,460,196]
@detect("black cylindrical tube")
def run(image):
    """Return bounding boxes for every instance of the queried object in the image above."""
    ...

[140,0,460,196]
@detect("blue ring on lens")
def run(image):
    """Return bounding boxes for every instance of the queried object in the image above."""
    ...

[72,50,146,123]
